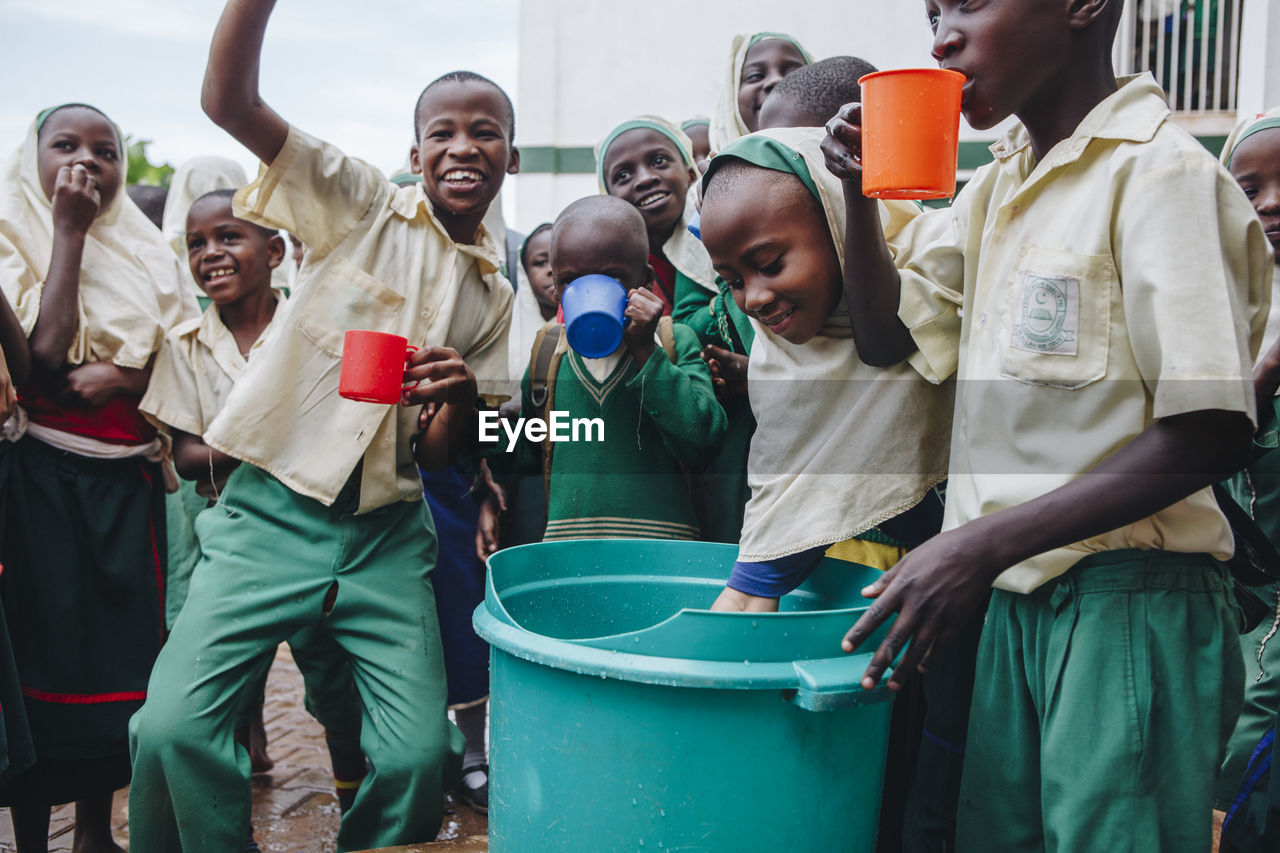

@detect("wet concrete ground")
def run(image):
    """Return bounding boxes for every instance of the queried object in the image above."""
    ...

[0,646,488,852]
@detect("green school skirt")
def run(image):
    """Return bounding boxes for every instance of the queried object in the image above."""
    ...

[0,436,165,806]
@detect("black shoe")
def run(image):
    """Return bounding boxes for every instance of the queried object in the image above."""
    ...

[454,763,489,815]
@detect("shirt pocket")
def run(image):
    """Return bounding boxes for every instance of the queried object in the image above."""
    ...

[997,245,1114,390]
[296,258,405,356]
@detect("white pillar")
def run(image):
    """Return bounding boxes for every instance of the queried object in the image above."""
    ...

[1238,0,1280,117]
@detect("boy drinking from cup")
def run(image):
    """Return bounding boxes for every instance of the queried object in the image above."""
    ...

[825,1,1272,847]
[127,1,516,850]
[498,195,725,543]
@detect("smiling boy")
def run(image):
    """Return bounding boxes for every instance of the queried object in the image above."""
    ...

[825,0,1273,848]
[126,1,516,851]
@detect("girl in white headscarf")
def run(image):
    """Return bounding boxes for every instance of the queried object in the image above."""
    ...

[708,32,813,155]
[0,103,196,849]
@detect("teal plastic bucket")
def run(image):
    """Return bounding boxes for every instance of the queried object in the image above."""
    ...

[473,539,895,852]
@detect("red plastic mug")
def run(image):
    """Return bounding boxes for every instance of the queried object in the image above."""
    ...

[338,330,417,404]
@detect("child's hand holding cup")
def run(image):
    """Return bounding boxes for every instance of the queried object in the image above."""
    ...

[824,68,965,200]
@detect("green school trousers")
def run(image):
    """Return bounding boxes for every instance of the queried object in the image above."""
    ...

[1217,580,1280,810]
[128,464,462,853]
[955,549,1242,853]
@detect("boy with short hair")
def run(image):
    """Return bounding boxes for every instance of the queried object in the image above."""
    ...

[827,1,1273,848]
[506,195,725,542]
[757,55,878,132]
[139,189,368,835]
[127,1,516,851]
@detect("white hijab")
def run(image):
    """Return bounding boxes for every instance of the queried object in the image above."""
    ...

[0,108,196,370]
[708,33,814,155]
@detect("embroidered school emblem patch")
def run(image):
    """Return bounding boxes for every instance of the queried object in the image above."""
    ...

[1012,272,1079,355]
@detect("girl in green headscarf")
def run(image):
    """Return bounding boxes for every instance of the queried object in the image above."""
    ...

[1217,107,1280,849]
[597,116,753,542]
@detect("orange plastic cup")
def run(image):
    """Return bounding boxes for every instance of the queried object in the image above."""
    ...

[338,330,417,404]
[858,68,965,200]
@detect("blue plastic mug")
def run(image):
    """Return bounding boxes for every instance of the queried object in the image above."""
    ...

[561,274,628,358]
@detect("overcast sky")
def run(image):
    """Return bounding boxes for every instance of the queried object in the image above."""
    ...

[0,0,520,179]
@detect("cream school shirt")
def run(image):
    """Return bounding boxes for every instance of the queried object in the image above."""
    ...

[139,295,285,497]
[204,126,513,513]
[894,74,1273,594]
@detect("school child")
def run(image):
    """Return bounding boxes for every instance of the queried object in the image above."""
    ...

[1216,108,1280,843]
[159,155,289,774]
[126,1,516,850]
[482,223,557,553]
[681,117,711,165]
[597,117,753,543]
[698,127,953,849]
[138,189,369,834]
[162,156,250,304]
[505,223,556,395]
[597,117,713,319]
[520,223,558,323]
[503,195,725,541]
[757,56,879,132]
[708,32,812,155]
[826,2,1273,848]
[0,102,198,853]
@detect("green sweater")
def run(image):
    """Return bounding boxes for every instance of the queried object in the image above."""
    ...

[521,323,727,541]
[672,272,755,355]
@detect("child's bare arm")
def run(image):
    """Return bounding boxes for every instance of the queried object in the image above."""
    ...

[201,0,289,166]
[0,290,29,388]
[823,103,920,367]
[30,164,99,375]
[59,362,150,408]
[173,429,240,489]
[710,587,779,613]
[843,408,1254,691]
[404,346,479,471]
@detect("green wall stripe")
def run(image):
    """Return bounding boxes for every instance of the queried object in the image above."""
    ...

[520,137,1229,175]
[521,146,596,174]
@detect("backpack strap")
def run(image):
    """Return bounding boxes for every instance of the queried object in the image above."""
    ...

[528,324,565,409]
[657,315,678,364]
[535,329,567,521]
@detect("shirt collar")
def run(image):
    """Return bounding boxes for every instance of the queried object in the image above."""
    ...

[391,183,503,287]
[989,73,1170,162]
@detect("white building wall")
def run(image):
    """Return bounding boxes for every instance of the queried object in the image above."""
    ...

[514,0,1280,229]
[1239,0,1280,116]
[513,0,946,229]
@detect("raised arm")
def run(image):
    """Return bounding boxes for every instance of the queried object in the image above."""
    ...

[823,103,919,367]
[201,0,290,166]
